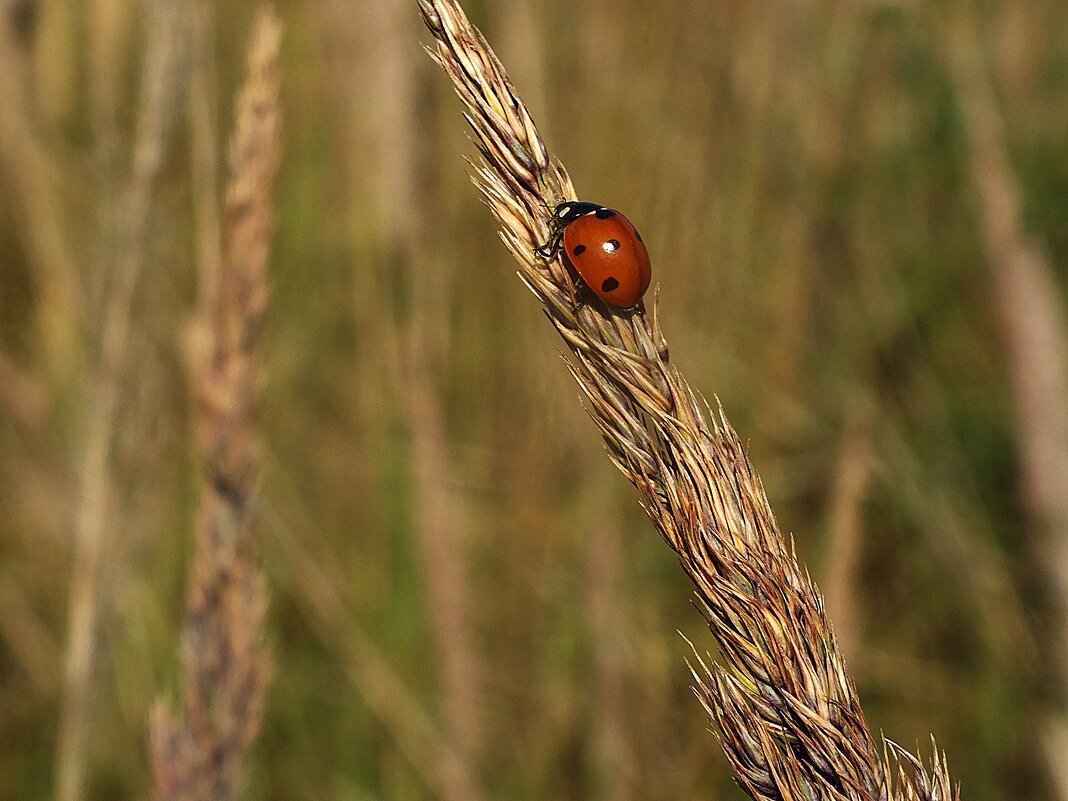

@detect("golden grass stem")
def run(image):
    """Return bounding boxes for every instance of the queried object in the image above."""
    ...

[820,404,875,659]
[55,3,186,800]
[187,0,222,316]
[306,3,488,794]
[585,498,636,801]
[362,1,487,793]
[948,5,1068,629]
[402,340,487,801]
[149,7,280,801]
[947,11,1068,801]
[419,1,959,798]
[0,5,82,383]
[269,509,484,801]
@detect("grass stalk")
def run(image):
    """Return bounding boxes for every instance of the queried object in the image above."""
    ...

[419,1,959,798]
[585,497,636,801]
[820,404,875,659]
[187,0,222,316]
[269,509,484,800]
[373,0,485,792]
[0,3,82,385]
[947,11,1068,801]
[948,5,1068,633]
[0,350,46,434]
[402,339,486,801]
[149,7,279,800]
[55,3,185,800]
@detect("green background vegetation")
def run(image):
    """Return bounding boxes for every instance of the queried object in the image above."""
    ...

[1,0,1066,799]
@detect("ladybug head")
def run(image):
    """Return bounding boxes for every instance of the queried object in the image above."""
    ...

[554,201,602,225]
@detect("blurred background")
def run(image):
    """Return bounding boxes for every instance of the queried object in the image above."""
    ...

[1,0,1067,800]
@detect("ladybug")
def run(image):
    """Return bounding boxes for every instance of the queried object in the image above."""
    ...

[536,201,651,308]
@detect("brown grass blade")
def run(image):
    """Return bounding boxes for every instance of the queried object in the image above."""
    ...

[149,7,280,801]
[419,1,959,799]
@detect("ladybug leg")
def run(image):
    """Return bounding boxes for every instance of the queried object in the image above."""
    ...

[534,226,563,259]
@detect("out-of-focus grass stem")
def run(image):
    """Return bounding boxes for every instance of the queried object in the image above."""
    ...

[150,7,279,800]
[948,10,1068,801]
[55,3,185,800]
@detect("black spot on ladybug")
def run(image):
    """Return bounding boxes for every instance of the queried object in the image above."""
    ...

[595,208,616,219]
[601,277,620,293]
[602,239,620,253]
[573,244,586,256]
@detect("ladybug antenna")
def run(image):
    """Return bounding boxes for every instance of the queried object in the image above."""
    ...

[536,196,558,216]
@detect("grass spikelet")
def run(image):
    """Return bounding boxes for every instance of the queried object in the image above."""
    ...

[419,1,960,799]
[149,7,280,801]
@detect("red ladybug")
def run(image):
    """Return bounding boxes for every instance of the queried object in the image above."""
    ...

[536,201,651,308]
